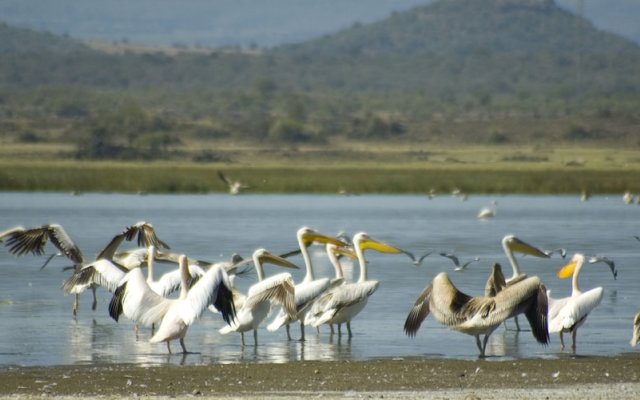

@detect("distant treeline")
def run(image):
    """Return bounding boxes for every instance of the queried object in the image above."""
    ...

[1,0,640,159]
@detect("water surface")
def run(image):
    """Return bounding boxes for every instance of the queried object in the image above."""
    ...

[0,192,638,366]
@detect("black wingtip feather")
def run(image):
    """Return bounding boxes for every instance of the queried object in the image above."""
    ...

[108,282,127,322]
[214,281,237,326]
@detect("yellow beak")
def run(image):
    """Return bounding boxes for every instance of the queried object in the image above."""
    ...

[509,237,550,258]
[557,259,577,279]
[303,232,348,247]
[260,251,299,269]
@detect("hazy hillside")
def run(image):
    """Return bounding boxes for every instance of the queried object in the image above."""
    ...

[1,0,639,159]
[0,0,638,48]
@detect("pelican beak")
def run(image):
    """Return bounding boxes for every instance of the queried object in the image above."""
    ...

[509,237,550,258]
[303,232,348,247]
[259,251,299,269]
[557,259,578,279]
[359,238,416,262]
[333,246,358,260]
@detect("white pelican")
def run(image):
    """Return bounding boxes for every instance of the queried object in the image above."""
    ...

[631,311,640,347]
[404,271,549,357]
[219,249,298,346]
[218,171,249,195]
[304,232,414,338]
[3,222,169,315]
[110,254,236,353]
[548,253,611,352]
[266,227,347,341]
[477,201,497,219]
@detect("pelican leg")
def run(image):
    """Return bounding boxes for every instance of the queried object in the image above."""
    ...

[337,324,342,335]
[571,328,578,353]
[167,341,172,354]
[91,286,97,311]
[253,329,258,346]
[475,335,484,357]
[299,321,306,342]
[481,334,491,357]
[241,332,245,346]
[285,324,292,340]
[180,338,187,354]
[514,316,521,331]
[316,326,320,335]
[347,322,353,338]
[72,294,79,316]
[559,332,565,351]
[330,324,335,335]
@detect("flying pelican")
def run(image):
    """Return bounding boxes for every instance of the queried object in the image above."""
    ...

[266,227,347,341]
[485,234,551,330]
[218,171,249,195]
[219,249,298,346]
[631,311,640,347]
[547,253,612,352]
[109,254,236,354]
[477,201,497,219]
[439,252,481,271]
[2,222,169,315]
[304,232,414,338]
[404,271,549,357]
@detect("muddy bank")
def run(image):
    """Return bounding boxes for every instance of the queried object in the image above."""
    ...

[1,354,639,398]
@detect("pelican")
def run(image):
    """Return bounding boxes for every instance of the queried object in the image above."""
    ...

[631,312,640,347]
[219,249,298,346]
[109,254,235,353]
[477,201,497,219]
[3,222,169,315]
[218,171,249,195]
[548,253,612,352]
[266,227,347,341]
[404,271,549,357]
[439,252,480,271]
[485,234,550,330]
[304,232,414,338]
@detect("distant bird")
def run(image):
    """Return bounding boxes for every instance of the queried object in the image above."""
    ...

[477,201,497,219]
[631,311,640,347]
[2,222,169,315]
[547,253,612,352]
[218,171,249,195]
[439,252,481,271]
[623,191,634,204]
[580,189,590,202]
[545,248,568,259]
[412,250,436,267]
[404,271,549,357]
[587,255,618,279]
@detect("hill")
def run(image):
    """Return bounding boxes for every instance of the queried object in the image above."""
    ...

[0,0,639,159]
[0,0,639,48]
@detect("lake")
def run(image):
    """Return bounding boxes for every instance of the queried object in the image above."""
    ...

[0,192,638,366]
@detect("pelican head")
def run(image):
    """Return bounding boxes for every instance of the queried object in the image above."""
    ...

[297,227,348,248]
[557,253,584,279]
[353,232,414,260]
[503,235,550,258]
[327,243,358,260]
[252,248,299,269]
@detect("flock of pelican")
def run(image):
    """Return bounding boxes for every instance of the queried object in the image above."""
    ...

[0,221,633,357]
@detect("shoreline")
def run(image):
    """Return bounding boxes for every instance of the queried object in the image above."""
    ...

[1,354,639,399]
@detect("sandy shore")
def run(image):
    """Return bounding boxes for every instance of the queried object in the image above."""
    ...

[1,354,639,399]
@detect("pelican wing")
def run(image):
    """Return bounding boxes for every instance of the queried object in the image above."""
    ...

[62,259,127,294]
[97,222,170,260]
[549,287,603,333]
[151,263,206,297]
[404,281,434,337]
[4,224,83,263]
[108,269,170,326]
[484,263,507,297]
[244,273,296,319]
[182,266,236,326]
[294,278,331,311]
[306,281,379,326]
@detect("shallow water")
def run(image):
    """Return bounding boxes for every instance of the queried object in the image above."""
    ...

[0,192,638,366]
